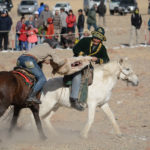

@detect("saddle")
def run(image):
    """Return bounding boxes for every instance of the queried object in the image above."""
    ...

[63,65,94,104]
[12,66,36,87]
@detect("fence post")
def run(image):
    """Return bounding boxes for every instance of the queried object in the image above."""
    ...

[144,21,147,46]
[11,26,15,51]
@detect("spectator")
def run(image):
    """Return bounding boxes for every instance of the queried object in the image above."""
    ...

[129,8,142,46]
[97,0,106,27]
[77,9,85,39]
[27,25,38,50]
[18,24,28,50]
[38,2,45,16]
[148,18,150,44]
[87,4,97,31]
[15,16,25,50]
[53,10,62,34]
[33,11,40,28]
[40,4,53,26]
[45,18,54,40]
[25,15,35,28]
[80,29,91,39]
[66,10,76,33]
[0,10,12,51]
[66,30,75,49]
[37,24,46,44]
[60,7,67,48]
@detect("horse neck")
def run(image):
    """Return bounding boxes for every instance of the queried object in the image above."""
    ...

[93,61,120,87]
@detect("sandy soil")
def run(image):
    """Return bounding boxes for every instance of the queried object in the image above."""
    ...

[0,0,150,150]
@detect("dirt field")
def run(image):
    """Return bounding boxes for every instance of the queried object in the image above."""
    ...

[0,0,150,150]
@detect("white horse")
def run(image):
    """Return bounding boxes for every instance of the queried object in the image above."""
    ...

[38,58,139,138]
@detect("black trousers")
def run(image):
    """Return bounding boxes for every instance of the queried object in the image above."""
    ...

[0,32,9,50]
[60,27,67,47]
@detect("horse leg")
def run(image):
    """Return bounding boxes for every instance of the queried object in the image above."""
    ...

[80,103,96,138]
[101,103,122,136]
[9,106,21,135]
[42,104,60,136]
[30,107,47,140]
[0,105,7,118]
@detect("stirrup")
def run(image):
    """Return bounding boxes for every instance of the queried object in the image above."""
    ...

[70,99,84,111]
[26,97,41,104]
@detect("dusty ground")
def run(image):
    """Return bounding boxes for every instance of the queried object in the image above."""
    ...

[0,0,150,150]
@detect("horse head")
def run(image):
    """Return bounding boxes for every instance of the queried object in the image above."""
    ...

[118,58,139,86]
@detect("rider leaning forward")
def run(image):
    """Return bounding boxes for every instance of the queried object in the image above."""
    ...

[70,26,110,111]
[16,39,60,104]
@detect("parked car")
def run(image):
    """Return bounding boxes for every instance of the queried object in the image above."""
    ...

[18,0,38,15]
[84,0,107,15]
[118,0,137,15]
[52,2,72,15]
[0,0,13,12]
[109,0,121,15]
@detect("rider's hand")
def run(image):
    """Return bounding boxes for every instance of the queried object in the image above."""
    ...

[91,57,97,62]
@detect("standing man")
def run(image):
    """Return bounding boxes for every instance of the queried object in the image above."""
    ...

[148,17,150,44]
[87,4,97,31]
[60,7,68,48]
[53,10,62,34]
[129,8,142,46]
[97,0,106,27]
[40,5,53,26]
[77,9,85,39]
[69,27,110,111]
[0,10,12,51]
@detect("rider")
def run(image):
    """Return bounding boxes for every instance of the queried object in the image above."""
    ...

[16,39,60,104]
[70,27,110,111]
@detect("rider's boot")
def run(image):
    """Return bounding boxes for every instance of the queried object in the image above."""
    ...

[70,97,84,111]
[26,92,41,104]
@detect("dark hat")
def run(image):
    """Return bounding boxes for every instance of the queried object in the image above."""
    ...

[78,9,83,12]
[91,27,106,41]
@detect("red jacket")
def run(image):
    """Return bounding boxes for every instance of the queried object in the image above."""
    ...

[46,23,54,40]
[66,14,76,28]
[19,24,27,42]
[27,28,38,43]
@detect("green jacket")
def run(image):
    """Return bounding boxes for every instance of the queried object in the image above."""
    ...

[73,37,110,64]
[87,8,97,25]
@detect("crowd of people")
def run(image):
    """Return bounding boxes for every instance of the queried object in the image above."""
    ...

[0,1,150,51]
[15,2,88,51]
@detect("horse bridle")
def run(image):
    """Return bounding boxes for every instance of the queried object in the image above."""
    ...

[117,68,133,81]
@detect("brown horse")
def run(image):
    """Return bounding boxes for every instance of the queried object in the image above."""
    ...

[0,70,46,140]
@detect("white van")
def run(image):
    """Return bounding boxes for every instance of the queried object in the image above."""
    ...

[84,0,106,15]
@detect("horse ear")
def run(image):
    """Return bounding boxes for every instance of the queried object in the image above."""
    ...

[119,58,123,65]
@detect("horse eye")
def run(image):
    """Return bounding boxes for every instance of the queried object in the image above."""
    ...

[126,68,130,71]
